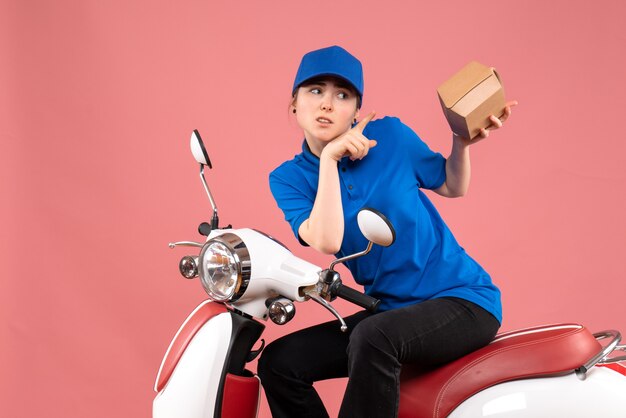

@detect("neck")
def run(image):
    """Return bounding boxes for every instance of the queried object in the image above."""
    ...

[304,137,325,158]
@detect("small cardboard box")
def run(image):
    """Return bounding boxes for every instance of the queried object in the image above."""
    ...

[437,61,506,139]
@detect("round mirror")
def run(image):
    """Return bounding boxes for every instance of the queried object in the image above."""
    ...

[190,129,212,168]
[357,208,395,247]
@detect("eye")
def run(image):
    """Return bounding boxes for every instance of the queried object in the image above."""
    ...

[309,87,321,94]
[337,91,350,100]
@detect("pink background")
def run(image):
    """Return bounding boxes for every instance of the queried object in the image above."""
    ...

[2,1,625,417]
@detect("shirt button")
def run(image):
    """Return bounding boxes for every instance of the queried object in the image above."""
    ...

[341,167,346,172]
[348,185,353,190]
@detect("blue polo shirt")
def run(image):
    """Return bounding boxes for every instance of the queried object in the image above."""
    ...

[269,116,501,322]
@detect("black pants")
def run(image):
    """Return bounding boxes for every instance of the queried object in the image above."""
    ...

[257,297,500,418]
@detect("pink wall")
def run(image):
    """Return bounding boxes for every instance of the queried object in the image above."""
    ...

[2,0,625,416]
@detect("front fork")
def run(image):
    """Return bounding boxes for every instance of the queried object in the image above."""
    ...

[218,312,265,418]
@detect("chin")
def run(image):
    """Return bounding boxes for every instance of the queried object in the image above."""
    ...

[313,130,338,142]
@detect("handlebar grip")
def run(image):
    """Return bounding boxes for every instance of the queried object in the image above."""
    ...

[334,284,380,312]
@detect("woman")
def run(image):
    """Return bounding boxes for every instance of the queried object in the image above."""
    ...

[258,45,516,418]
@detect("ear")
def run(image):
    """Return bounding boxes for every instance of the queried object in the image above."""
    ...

[290,95,298,113]
[355,108,360,120]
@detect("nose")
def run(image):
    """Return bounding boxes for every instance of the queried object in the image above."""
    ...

[321,95,333,111]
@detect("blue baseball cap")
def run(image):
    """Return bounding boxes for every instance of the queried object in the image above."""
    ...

[292,46,364,99]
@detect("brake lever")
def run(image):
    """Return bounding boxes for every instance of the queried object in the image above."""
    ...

[168,241,204,248]
[304,289,347,332]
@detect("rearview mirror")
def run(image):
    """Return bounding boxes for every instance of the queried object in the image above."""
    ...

[329,208,395,272]
[189,129,219,229]
[190,129,212,168]
[357,208,395,247]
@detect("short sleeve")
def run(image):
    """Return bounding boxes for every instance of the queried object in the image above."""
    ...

[397,120,447,190]
[269,169,313,246]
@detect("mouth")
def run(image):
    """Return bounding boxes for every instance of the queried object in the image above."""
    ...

[316,117,333,125]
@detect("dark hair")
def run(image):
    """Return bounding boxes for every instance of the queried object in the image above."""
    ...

[294,76,362,109]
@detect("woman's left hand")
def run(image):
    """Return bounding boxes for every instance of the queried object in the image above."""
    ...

[455,100,518,145]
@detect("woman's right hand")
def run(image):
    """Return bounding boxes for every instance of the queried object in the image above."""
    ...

[321,112,378,162]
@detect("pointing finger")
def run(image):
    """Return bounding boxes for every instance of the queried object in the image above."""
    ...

[355,111,376,132]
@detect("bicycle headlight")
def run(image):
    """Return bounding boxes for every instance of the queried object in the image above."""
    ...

[198,233,251,302]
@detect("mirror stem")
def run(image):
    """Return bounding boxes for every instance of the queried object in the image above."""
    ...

[199,164,219,227]
[329,241,373,271]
